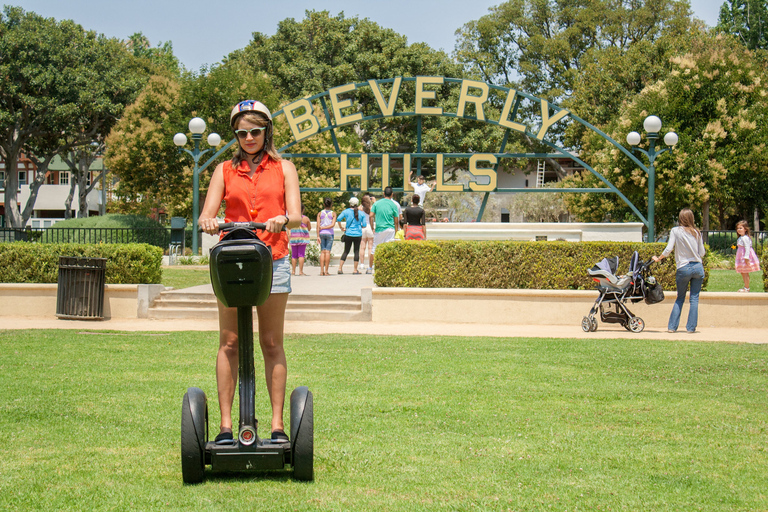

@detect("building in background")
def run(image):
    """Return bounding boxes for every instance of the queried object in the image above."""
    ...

[0,154,106,227]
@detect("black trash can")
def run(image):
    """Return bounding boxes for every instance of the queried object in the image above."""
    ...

[56,257,107,320]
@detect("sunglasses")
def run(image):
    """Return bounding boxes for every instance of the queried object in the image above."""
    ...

[234,126,266,139]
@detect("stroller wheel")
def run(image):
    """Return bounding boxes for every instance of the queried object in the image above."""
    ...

[628,316,645,333]
[589,317,598,332]
[581,316,592,332]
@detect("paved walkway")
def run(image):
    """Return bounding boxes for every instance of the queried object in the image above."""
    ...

[2,264,766,344]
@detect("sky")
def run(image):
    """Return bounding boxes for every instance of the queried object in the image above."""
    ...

[15,0,721,71]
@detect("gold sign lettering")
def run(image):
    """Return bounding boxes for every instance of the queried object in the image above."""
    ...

[340,155,369,191]
[536,100,570,140]
[415,76,444,115]
[468,154,498,192]
[329,83,363,126]
[368,78,402,117]
[457,80,489,121]
[284,98,321,142]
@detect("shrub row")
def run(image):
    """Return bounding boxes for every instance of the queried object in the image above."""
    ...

[372,240,711,291]
[0,243,163,284]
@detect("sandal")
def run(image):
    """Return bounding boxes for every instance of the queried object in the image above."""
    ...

[738,287,750,292]
[337,269,343,274]
[353,271,361,274]
[271,430,289,443]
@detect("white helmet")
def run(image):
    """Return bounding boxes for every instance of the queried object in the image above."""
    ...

[230,100,272,127]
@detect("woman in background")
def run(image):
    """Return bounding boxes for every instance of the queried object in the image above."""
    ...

[652,208,706,334]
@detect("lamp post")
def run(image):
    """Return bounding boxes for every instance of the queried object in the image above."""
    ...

[173,118,221,255]
[626,115,678,242]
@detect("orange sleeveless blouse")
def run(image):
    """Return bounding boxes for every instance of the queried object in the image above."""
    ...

[222,156,289,260]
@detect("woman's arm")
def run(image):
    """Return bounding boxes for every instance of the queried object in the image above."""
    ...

[199,163,226,235]
[653,228,677,262]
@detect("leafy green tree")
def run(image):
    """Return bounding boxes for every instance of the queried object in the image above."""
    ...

[455,0,694,102]
[105,63,279,219]
[717,0,768,49]
[231,10,497,196]
[125,31,181,76]
[0,6,146,228]
[561,32,768,233]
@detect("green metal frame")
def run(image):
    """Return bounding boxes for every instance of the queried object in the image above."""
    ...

[188,77,664,241]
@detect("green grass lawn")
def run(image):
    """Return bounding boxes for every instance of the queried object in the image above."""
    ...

[1,330,766,511]
[706,269,764,292]
[162,266,210,289]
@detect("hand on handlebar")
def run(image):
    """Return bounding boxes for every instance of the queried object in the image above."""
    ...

[199,218,221,235]
[264,215,288,233]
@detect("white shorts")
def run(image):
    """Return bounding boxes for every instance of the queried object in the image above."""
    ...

[372,229,395,254]
[361,224,374,239]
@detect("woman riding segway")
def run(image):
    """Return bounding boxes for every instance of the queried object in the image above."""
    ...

[198,100,301,445]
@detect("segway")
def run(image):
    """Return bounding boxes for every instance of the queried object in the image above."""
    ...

[181,221,314,484]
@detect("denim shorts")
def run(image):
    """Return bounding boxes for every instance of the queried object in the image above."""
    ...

[319,233,334,252]
[270,256,291,294]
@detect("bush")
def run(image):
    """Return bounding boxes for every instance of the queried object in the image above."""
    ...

[0,243,162,284]
[373,241,711,291]
[38,214,170,247]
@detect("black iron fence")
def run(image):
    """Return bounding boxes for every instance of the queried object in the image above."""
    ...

[703,230,767,257]
[0,227,173,248]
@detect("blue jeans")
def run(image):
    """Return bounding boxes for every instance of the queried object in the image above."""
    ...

[668,262,705,332]
[319,234,334,252]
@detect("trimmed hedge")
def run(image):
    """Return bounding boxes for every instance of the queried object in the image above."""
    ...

[0,243,163,284]
[373,241,711,291]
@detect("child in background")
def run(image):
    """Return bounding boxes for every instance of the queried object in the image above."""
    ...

[289,204,311,276]
[734,220,761,292]
[394,223,405,241]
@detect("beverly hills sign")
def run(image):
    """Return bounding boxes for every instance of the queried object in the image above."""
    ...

[274,76,569,193]
[198,77,654,228]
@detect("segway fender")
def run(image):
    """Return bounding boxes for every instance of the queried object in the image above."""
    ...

[185,387,208,451]
[290,386,310,446]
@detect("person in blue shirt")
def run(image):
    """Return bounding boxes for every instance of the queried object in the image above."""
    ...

[336,196,368,274]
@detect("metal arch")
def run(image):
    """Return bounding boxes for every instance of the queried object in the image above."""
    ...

[203,77,658,232]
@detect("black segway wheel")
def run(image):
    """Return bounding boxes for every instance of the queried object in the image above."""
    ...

[290,386,314,481]
[181,387,208,484]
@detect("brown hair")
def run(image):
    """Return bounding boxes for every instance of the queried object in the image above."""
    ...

[361,194,372,215]
[736,220,751,236]
[231,111,280,167]
[412,194,421,205]
[678,208,700,238]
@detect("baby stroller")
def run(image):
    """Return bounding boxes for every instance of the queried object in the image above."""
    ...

[582,251,664,333]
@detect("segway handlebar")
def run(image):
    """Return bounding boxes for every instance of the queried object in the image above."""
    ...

[217,221,287,232]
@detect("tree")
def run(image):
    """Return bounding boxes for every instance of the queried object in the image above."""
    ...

[0,6,146,228]
[60,143,105,219]
[124,31,181,76]
[105,63,280,219]
[455,0,694,102]
[561,32,768,233]
[230,11,506,196]
[717,0,768,50]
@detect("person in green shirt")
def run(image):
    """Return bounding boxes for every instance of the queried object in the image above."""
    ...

[369,186,401,269]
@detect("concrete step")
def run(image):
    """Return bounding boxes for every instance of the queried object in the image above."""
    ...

[148,289,368,321]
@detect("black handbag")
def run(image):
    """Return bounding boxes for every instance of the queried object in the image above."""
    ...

[340,234,346,243]
[644,280,665,305]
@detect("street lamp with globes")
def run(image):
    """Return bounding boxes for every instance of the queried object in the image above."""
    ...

[173,117,221,255]
[626,115,679,242]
